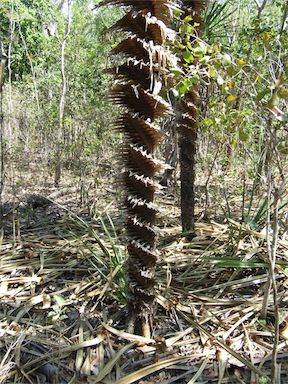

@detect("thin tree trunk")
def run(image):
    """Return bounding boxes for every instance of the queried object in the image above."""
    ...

[55,0,71,187]
[0,90,4,224]
[280,0,288,35]
[0,42,7,224]
[160,115,178,187]
[254,0,269,19]
[17,18,40,111]
[7,2,15,147]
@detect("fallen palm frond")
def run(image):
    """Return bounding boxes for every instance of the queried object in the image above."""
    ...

[103,354,199,384]
[1,185,288,382]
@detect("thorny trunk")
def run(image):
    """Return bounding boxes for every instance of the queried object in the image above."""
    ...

[104,0,173,335]
[178,0,204,234]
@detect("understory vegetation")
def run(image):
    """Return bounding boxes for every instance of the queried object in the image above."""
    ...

[0,0,287,383]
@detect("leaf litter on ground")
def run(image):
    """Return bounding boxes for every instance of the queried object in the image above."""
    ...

[0,178,288,383]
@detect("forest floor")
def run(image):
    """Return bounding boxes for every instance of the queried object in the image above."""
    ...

[1,160,288,383]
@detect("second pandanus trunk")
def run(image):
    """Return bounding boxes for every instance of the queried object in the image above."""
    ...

[178,0,204,234]
[104,0,173,335]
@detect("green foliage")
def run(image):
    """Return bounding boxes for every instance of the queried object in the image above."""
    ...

[48,294,68,322]
[203,0,237,42]
[70,210,128,305]
[1,0,122,174]
[1,0,287,226]
[0,0,57,79]
[173,0,287,168]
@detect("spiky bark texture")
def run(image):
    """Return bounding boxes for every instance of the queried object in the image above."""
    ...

[178,0,204,234]
[104,0,172,331]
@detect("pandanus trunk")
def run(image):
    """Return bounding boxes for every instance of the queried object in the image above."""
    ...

[104,0,173,334]
[178,0,204,234]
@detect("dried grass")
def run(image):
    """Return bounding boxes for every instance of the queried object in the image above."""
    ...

[0,180,288,383]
